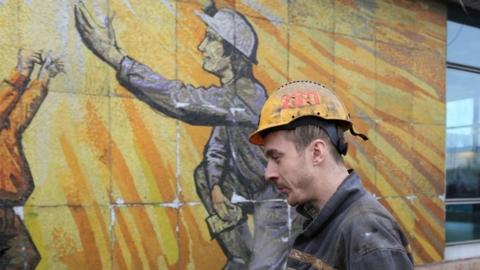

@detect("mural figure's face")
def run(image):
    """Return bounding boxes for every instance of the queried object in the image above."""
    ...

[198,28,231,76]
[263,130,315,207]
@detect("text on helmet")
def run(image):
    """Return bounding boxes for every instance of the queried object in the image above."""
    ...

[281,91,322,109]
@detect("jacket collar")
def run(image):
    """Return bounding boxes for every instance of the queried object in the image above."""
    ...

[297,170,366,237]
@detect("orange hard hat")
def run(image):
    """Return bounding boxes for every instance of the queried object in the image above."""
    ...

[249,80,367,149]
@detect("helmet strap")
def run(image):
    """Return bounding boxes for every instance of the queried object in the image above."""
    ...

[349,126,369,141]
[320,123,348,156]
[275,116,349,156]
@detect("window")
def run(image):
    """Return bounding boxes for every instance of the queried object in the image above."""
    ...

[445,3,480,260]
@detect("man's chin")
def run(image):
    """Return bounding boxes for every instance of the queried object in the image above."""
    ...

[286,197,298,207]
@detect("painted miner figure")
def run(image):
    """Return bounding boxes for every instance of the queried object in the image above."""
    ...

[75,2,294,269]
[0,49,63,269]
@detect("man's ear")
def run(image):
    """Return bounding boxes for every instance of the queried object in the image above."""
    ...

[311,139,327,165]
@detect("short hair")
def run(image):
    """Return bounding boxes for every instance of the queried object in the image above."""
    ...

[285,125,344,164]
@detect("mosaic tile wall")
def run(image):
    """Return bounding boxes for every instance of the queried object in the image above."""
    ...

[0,0,446,269]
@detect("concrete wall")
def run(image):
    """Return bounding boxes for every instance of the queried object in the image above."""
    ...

[0,0,446,269]
[418,258,480,270]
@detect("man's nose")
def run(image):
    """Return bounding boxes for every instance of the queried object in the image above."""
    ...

[264,161,278,182]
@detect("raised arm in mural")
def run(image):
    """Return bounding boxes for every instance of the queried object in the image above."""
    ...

[0,50,41,126]
[0,49,63,269]
[75,2,297,269]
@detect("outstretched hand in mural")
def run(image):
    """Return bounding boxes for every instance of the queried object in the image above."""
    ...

[74,3,124,69]
[37,54,65,82]
[1,49,40,125]
[16,49,43,78]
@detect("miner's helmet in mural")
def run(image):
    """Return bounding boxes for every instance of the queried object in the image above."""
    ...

[196,8,258,64]
[249,81,369,154]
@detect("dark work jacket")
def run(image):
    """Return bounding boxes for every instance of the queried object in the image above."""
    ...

[287,172,414,270]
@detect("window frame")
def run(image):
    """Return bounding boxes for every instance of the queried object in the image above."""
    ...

[445,2,480,252]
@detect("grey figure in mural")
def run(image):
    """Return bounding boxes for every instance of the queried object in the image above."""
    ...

[74,2,296,269]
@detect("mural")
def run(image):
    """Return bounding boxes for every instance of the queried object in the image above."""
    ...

[0,50,63,268]
[0,0,446,269]
[73,1,294,269]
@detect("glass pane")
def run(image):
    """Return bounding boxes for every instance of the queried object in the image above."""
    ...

[447,21,480,68]
[446,69,480,127]
[446,132,480,198]
[446,127,474,150]
[446,204,480,243]
[478,96,480,124]
[446,68,480,199]
[447,99,473,127]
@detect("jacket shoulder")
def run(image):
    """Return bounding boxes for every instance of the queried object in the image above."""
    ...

[339,197,409,256]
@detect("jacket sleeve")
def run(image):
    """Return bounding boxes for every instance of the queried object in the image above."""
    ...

[7,80,48,135]
[352,249,414,270]
[344,208,415,270]
[117,57,261,127]
[0,70,29,125]
[204,127,229,189]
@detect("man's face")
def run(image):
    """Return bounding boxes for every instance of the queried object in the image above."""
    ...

[198,28,231,76]
[263,130,314,206]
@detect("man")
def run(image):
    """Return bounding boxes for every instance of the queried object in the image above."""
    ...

[0,49,63,269]
[75,3,293,269]
[249,81,414,269]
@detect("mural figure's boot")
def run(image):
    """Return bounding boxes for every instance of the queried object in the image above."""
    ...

[223,259,248,270]
[215,221,252,270]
